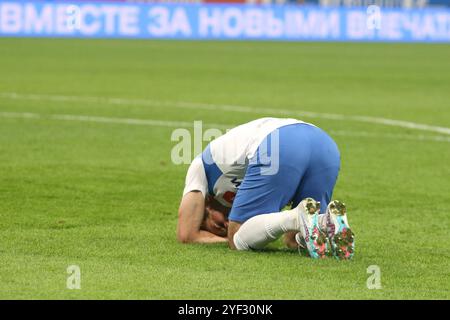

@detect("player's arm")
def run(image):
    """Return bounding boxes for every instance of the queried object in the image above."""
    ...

[177,157,227,244]
[177,191,227,244]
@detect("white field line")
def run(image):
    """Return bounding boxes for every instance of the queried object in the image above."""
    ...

[1,111,449,143]
[0,111,229,130]
[52,114,231,130]
[1,92,450,136]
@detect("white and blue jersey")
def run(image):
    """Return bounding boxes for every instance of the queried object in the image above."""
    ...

[183,117,341,223]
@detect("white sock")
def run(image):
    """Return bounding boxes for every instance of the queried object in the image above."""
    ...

[233,208,299,250]
[318,213,327,232]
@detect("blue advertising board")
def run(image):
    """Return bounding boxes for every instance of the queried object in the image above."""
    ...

[0,1,449,42]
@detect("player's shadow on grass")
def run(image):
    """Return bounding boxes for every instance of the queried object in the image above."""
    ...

[250,247,310,257]
[195,242,310,257]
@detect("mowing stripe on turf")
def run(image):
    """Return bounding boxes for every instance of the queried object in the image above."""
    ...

[1,92,449,136]
[1,111,449,143]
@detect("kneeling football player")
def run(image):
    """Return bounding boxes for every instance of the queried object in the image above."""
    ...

[177,117,354,259]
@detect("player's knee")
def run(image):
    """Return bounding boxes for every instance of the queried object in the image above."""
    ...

[232,231,250,251]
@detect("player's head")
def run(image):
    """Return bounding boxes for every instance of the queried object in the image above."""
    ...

[201,196,229,237]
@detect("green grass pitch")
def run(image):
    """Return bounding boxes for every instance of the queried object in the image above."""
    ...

[0,39,449,299]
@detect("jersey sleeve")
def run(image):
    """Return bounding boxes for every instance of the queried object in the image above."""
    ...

[182,156,208,198]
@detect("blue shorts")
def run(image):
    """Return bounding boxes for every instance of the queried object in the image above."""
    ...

[229,123,340,223]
